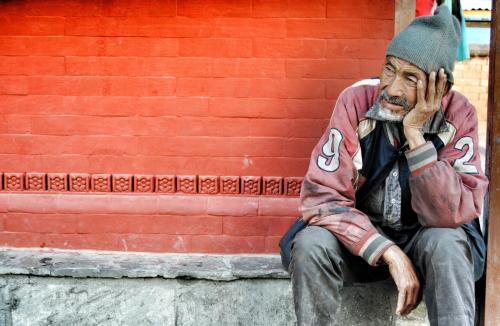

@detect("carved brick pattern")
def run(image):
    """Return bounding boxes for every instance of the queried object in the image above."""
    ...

[47,173,67,191]
[25,173,46,191]
[220,176,240,194]
[241,176,261,195]
[4,173,24,191]
[135,175,154,192]
[284,177,303,196]
[263,177,283,196]
[69,173,90,192]
[156,175,176,193]
[199,176,219,194]
[2,172,302,196]
[91,174,111,192]
[113,174,133,192]
[177,175,197,194]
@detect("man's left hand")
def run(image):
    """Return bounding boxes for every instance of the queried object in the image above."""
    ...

[382,245,422,315]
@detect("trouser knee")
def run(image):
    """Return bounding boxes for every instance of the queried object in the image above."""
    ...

[415,227,472,265]
[290,226,344,275]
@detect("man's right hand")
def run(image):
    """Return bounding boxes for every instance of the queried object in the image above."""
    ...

[382,245,421,315]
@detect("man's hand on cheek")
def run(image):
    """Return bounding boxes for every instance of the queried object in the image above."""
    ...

[403,68,447,149]
[382,245,422,316]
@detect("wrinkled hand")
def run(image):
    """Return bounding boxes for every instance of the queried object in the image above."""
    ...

[382,245,421,315]
[403,68,447,131]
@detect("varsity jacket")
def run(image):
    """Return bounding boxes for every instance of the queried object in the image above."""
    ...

[300,79,489,271]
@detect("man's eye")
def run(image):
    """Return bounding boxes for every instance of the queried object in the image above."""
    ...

[406,77,417,85]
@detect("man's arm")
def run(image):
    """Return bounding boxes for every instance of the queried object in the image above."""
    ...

[300,86,394,266]
[403,69,489,227]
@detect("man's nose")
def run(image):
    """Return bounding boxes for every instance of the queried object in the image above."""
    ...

[386,77,404,97]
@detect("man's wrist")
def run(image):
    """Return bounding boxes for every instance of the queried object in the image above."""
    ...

[403,127,426,149]
[381,245,399,265]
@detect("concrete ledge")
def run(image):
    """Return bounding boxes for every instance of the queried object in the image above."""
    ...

[0,247,429,325]
[0,247,288,281]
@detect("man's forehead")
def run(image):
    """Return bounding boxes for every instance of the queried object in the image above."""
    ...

[385,56,425,75]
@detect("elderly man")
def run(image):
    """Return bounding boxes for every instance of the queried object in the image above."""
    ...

[280,5,488,326]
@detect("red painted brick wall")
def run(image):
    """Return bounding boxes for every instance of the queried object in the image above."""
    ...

[0,0,394,253]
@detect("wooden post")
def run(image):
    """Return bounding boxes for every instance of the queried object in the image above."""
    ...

[484,1,500,325]
[395,0,416,34]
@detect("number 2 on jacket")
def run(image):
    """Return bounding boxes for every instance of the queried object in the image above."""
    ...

[317,128,343,172]
[453,136,478,174]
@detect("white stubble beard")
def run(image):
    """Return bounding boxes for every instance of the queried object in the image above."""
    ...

[377,105,405,122]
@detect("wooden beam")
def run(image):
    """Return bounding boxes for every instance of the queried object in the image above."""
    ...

[484,1,500,325]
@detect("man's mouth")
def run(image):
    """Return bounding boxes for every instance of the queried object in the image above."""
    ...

[381,99,405,112]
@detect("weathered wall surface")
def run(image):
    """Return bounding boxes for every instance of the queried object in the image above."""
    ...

[0,0,395,253]
[0,275,431,326]
[453,57,489,123]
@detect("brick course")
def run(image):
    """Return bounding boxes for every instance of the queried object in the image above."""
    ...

[0,193,299,253]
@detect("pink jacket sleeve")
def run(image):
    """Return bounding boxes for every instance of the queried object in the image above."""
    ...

[405,94,489,227]
[300,87,394,266]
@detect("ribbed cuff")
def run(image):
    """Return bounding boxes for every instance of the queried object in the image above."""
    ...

[358,233,395,266]
[405,141,437,176]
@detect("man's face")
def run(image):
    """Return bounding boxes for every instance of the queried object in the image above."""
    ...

[377,56,428,122]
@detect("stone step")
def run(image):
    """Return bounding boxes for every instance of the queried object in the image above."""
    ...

[0,247,429,326]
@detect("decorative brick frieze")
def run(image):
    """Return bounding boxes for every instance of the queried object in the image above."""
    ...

[199,176,219,194]
[2,172,301,197]
[47,173,67,192]
[263,177,283,196]
[220,176,240,194]
[135,175,155,192]
[177,175,197,194]
[91,174,111,192]
[156,175,176,193]
[25,173,46,191]
[69,173,90,192]
[113,174,133,192]
[241,176,261,195]
[4,173,24,191]
[284,177,303,196]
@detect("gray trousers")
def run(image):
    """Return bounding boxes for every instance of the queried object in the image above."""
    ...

[290,226,475,326]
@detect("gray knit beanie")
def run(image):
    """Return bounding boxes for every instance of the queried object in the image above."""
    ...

[386,5,460,84]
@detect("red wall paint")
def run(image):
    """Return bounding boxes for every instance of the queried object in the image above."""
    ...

[0,0,394,253]
[0,193,299,253]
